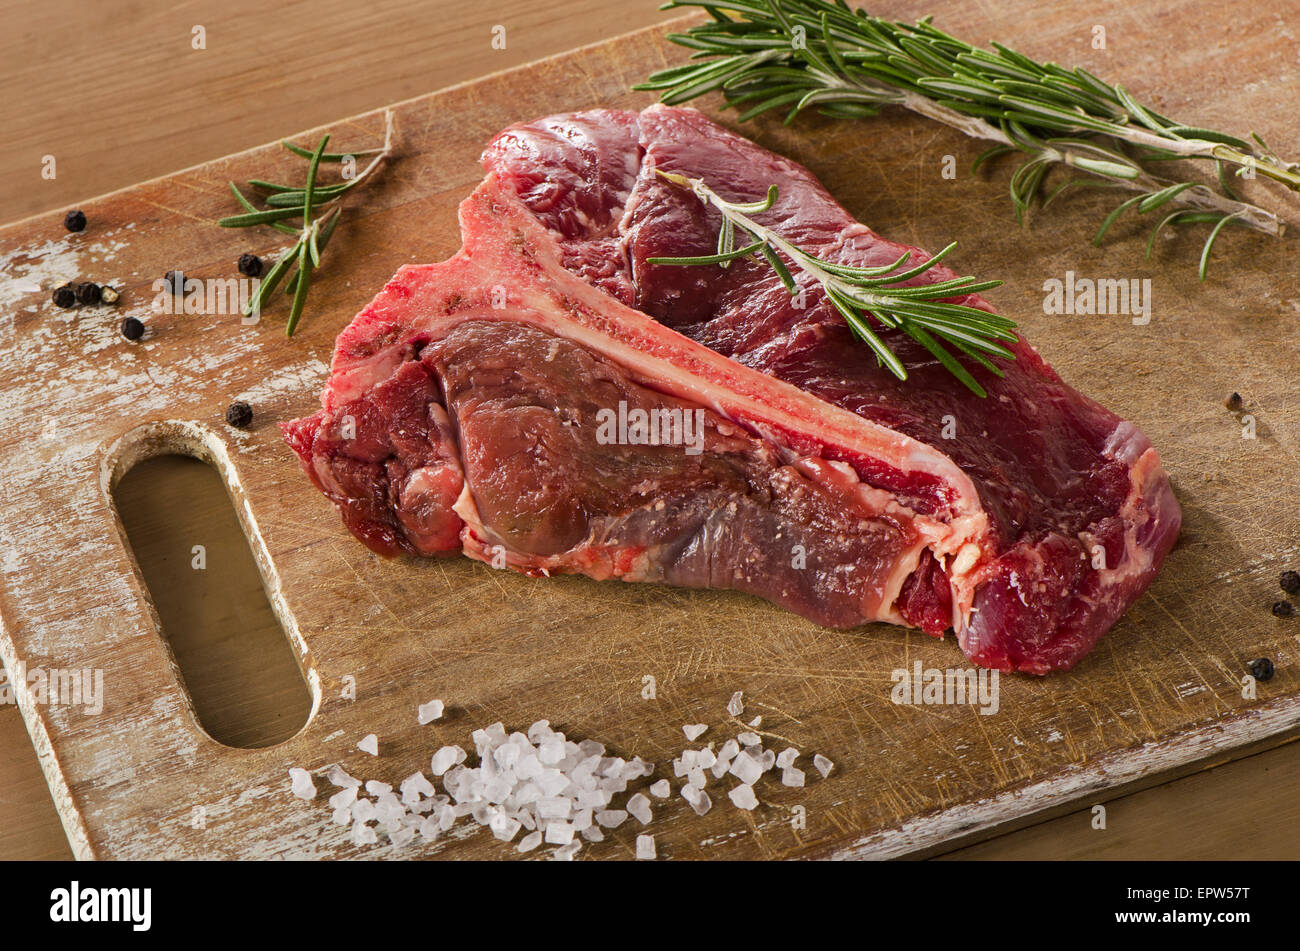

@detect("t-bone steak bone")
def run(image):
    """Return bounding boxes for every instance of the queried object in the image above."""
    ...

[284,106,1181,674]
[480,104,1182,672]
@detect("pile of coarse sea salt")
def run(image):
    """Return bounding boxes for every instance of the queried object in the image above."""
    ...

[287,691,833,860]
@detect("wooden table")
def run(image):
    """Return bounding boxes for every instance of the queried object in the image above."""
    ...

[2,0,1296,861]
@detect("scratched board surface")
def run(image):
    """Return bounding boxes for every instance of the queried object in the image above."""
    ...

[1,1,1299,860]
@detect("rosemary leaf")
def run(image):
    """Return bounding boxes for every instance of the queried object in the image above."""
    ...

[286,243,313,338]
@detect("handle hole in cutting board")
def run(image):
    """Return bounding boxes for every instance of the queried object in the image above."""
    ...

[113,453,313,749]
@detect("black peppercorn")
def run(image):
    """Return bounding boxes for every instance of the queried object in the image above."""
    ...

[225,401,253,429]
[237,252,263,278]
[63,209,86,233]
[100,285,120,305]
[51,283,76,308]
[120,316,145,341]
[1249,657,1275,681]
[1281,571,1300,595]
[74,281,101,305]
[1271,600,1293,618]
[1224,392,1243,411]
[163,270,185,296]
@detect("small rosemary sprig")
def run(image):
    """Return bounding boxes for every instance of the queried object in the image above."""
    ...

[647,170,1015,396]
[219,109,394,335]
[635,1,1299,278]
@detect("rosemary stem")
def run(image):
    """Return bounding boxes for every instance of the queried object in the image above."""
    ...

[901,92,1284,236]
[638,1,1298,271]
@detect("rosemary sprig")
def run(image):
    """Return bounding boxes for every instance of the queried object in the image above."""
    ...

[218,110,394,335]
[647,170,1014,396]
[635,1,1298,278]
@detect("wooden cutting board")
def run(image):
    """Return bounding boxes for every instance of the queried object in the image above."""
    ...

[2,1,1299,860]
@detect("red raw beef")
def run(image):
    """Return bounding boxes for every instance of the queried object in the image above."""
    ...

[284,106,1181,674]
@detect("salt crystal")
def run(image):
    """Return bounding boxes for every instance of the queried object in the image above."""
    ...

[759,749,776,772]
[326,765,361,789]
[728,784,759,810]
[419,816,441,841]
[681,785,712,816]
[581,824,605,842]
[527,720,551,741]
[717,740,740,763]
[650,779,671,798]
[627,793,652,825]
[517,830,543,853]
[399,772,435,803]
[390,826,416,847]
[686,768,707,789]
[365,780,392,797]
[357,734,379,756]
[471,722,507,753]
[490,813,522,842]
[729,751,764,786]
[538,739,566,765]
[537,770,569,797]
[417,699,445,724]
[737,731,761,747]
[636,834,656,860]
[494,743,521,771]
[537,796,572,820]
[351,821,378,845]
[352,799,377,823]
[726,691,744,716]
[813,754,834,778]
[696,748,717,770]
[544,821,575,845]
[595,809,628,828]
[288,767,316,801]
[553,841,581,861]
[332,807,352,826]
[782,767,806,788]
[430,745,466,776]
[572,808,593,832]
[748,715,762,727]
[515,752,544,781]
[776,747,800,769]
[682,723,708,741]
[329,786,358,810]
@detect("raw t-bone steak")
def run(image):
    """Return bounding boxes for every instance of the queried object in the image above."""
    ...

[284,104,1181,674]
